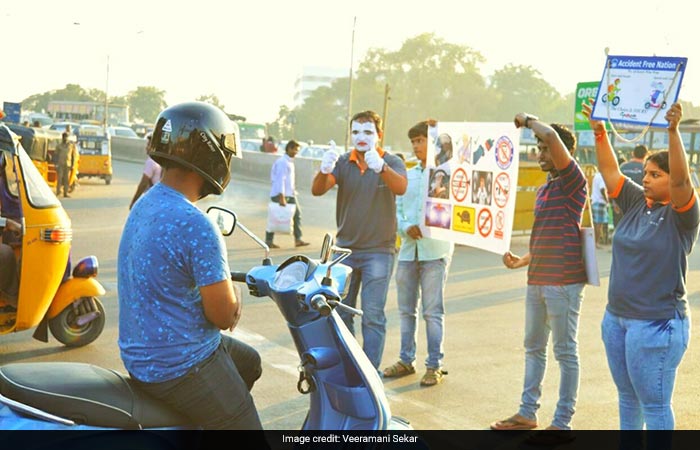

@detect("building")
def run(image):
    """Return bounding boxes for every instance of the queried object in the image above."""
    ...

[47,101,129,126]
[293,66,348,107]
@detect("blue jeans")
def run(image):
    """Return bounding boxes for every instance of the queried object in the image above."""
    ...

[396,258,449,369]
[339,251,396,369]
[519,283,584,430]
[601,310,690,430]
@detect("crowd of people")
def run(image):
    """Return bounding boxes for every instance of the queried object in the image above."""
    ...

[113,99,698,433]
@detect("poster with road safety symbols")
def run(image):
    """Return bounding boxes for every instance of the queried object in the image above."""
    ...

[420,122,519,255]
[590,55,687,128]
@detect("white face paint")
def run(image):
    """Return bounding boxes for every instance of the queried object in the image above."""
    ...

[351,120,379,152]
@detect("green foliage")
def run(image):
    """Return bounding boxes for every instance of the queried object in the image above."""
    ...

[21,84,167,124]
[196,94,225,111]
[278,33,573,151]
[127,86,167,123]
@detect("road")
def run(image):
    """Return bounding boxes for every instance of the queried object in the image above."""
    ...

[2,158,700,431]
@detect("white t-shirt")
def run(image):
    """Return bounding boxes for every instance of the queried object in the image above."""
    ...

[591,172,607,204]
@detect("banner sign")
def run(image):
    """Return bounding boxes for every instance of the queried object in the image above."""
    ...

[590,55,687,128]
[421,122,520,255]
[574,81,610,132]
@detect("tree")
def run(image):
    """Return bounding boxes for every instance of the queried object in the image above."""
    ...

[127,87,167,123]
[280,33,491,150]
[488,64,569,122]
[22,84,96,112]
[196,94,225,111]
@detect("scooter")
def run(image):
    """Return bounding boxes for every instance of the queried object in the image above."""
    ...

[0,206,411,431]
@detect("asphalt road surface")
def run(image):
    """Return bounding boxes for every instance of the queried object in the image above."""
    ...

[2,158,700,432]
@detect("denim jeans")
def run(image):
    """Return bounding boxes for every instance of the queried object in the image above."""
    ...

[602,310,690,430]
[395,258,449,369]
[339,251,396,369]
[519,283,584,430]
[130,334,263,430]
[265,196,302,243]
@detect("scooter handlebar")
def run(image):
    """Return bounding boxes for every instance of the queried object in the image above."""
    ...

[231,271,247,283]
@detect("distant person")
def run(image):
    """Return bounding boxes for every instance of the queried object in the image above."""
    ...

[620,144,648,186]
[54,132,78,198]
[32,120,41,128]
[129,133,163,210]
[591,171,609,247]
[21,121,30,127]
[311,110,407,370]
[611,156,627,229]
[265,140,309,248]
[261,136,278,153]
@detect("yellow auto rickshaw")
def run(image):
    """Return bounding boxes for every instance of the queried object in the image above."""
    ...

[6,124,79,192]
[0,124,106,346]
[75,125,112,185]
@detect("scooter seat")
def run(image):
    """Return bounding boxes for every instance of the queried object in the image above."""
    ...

[0,362,190,429]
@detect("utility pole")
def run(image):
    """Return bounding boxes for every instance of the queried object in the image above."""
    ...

[104,54,110,128]
[344,16,357,152]
[380,83,390,148]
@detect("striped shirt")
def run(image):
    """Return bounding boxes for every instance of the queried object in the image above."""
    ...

[528,159,588,285]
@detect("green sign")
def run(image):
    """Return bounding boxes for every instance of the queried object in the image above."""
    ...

[574,81,609,131]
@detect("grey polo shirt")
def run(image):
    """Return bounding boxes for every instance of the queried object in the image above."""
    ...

[331,150,406,253]
[608,178,700,319]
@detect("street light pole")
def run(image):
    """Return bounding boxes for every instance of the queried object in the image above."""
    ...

[104,54,110,128]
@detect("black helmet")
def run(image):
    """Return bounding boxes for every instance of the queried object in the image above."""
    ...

[149,101,240,196]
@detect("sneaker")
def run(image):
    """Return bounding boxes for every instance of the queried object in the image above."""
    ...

[267,243,280,249]
[295,240,310,247]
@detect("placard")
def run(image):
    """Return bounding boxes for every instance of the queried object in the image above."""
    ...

[590,55,687,128]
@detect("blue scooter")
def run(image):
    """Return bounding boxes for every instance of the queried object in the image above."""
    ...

[0,206,412,431]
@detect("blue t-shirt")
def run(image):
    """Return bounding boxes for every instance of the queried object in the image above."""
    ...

[118,183,231,382]
[609,179,700,319]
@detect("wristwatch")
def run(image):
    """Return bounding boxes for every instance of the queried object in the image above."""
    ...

[524,114,539,128]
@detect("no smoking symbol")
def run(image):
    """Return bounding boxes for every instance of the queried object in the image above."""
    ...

[495,136,514,170]
[451,168,469,202]
[477,208,493,237]
[494,172,510,208]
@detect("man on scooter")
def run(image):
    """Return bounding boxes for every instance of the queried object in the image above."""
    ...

[118,101,263,429]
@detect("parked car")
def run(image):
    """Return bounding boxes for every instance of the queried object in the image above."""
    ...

[299,144,330,160]
[241,139,263,152]
[49,121,80,135]
[107,126,139,139]
[131,123,154,138]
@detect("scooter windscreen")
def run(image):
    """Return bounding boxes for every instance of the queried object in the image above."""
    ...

[271,255,318,291]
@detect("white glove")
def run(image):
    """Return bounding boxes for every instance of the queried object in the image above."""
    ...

[365,149,384,173]
[320,150,339,174]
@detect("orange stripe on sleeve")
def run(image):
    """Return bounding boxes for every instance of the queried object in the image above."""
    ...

[673,191,697,213]
[608,176,626,199]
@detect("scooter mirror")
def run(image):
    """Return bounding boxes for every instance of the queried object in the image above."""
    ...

[320,233,333,263]
[206,206,237,236]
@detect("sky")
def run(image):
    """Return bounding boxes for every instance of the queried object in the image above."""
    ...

[1,0,698,124]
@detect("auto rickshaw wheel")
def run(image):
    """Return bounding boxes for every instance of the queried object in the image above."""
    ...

[49,297,106,347]
[105,176,112,185]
